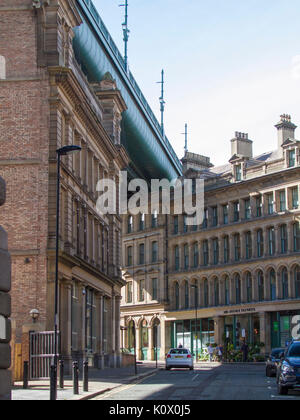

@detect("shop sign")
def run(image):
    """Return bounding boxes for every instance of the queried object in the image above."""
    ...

[0,315,6,340]
[223,308,257,315]
[273,321,279,333]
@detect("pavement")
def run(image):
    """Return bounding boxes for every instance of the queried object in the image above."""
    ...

[12,362,162,401]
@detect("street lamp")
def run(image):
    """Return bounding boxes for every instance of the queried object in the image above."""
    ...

[191,285,198,362]
[50,145,81,401]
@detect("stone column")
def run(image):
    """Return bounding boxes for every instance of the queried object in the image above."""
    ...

[135,322,141,361]
[0,177,11,400]
[214,317,224,346]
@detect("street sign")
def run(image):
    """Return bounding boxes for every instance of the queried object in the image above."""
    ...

[0,315,6,340]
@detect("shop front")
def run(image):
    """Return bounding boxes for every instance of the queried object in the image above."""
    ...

[270,310,300,348]
[223,313,261,349]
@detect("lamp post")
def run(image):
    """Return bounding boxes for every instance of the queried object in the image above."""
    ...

[50,145,81,401]
[191,285,198,362]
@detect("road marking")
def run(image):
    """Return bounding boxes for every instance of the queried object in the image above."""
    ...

[192,374,199,382]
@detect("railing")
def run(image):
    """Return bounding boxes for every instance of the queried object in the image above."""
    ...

[78,0,182,172]
[29,331,60,380]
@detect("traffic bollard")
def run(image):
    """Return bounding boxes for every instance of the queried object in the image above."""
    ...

[73,361,79,395]
[59,359,64,389]
[50,362,57,401]
[83,359,89,392]
[23,361,29,389]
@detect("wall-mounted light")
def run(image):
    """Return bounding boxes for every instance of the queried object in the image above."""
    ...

[30,309,40,323]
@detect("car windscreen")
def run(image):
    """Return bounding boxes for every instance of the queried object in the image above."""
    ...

[170,349,189,355]
[288,344,300,357]
[272,349,284,357]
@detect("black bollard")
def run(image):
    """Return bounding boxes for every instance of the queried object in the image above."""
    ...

[83,359,89,392]
[59,359,64,389]
[73,361,79,395]
[50,362,57,401]
[23,361,29,389]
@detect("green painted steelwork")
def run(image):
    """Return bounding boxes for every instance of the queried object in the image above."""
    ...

[74,0,182,181]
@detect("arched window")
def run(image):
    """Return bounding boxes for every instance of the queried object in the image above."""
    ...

[225,276,230,305]
[128,320,135,351]
[235,274,241,304]
[246,272,252,303]
[270,269,276,301]
[281,268,289,300]
[214,278,219,306]
[203,279,209,308]
[258,271,264,301]
[294,267,300,298]
[184,281,189,309]
[175,283,180,310]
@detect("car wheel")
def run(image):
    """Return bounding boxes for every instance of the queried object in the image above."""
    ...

[278,383,289,396]
[166,367,171,371]
[190,366,194,371]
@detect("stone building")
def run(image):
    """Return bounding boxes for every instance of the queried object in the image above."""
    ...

[0,0,129,377]
[0,176,11,400]
[121,114,300,359]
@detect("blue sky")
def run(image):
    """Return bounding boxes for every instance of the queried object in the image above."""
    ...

[92,0,300,166]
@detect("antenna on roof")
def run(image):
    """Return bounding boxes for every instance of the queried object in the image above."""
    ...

[181,123,188,154]
[157,69,165,136]
[119,0,130,72]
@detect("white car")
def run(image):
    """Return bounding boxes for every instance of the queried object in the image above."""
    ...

[166,348,194,370]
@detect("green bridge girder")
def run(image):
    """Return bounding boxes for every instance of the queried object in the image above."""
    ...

[73,0,182,181]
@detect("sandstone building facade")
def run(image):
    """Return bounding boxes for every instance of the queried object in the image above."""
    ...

[0,0,129,377]
[121,115,300,359]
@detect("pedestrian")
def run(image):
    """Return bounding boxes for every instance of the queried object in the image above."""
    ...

[241,340,249,362]
[207,344,214,362]
[178,343,183,349]
[218,344,223,362]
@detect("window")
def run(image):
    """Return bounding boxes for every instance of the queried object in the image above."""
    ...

[235,275,241,304]
[139,213,145,231]
[152,241,158,263]
[257,229,264,258]
[152,211,158,228]
[256,196,262,217]
[267,193,274,215]
[127,246,133,266]
[175,282,180,310]
[203,240,209,266]
[258,271,264,301]
[128,216,133,233]
[268,227,275,256]
[280,225,288,254]
[233,202,240,222]
[213,238,219,265]
[174,216,179,234]
[175,246,180,271]
[183,215,188,233]
[270,269,276,301]
[291,187,299,210]
[71,283,80,351]
[234,234,240,261]
[224,236,229,263]
[223,205,229,225]
[235,164,242,181]
[184,281,189,309]
[212,206,218,226]
[86,288,96,352]
[279,191,286,212]
[294,267,300,298]
[127,282,133,303]
[244,199,251,220]
[139,243,145,265]
[288,149,296,168]
[184,244,189,269]
[246,273,252,303]
[193,243,199,268]
[214,278,219,306]
[203,280,209,307]
[202,208,208,229]
[293,222,300,252]
[139,279,145,302]
[245,231,252,259]
[281,268,288,300]
[225,276,230,305]
[152,278,158,301]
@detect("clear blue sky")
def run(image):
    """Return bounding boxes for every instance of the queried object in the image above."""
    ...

[93,0,300,166]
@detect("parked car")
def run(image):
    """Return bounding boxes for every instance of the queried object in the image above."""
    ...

[266,348,285,377]
[166,348,194,371]
[277,341,300,395]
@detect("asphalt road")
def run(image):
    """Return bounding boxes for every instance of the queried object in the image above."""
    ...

[93,364,300,401]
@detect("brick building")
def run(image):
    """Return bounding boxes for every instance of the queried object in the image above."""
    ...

[121,115,300,359]
[0,0,129,377]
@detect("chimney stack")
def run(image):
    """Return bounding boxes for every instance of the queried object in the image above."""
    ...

[275,114,297,151]
[231,132,253,159]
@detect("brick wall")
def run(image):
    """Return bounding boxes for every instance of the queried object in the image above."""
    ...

[0,176,11,400]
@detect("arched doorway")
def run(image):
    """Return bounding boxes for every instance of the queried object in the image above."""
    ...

[152,318,161,361]
[140,319,149,360]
